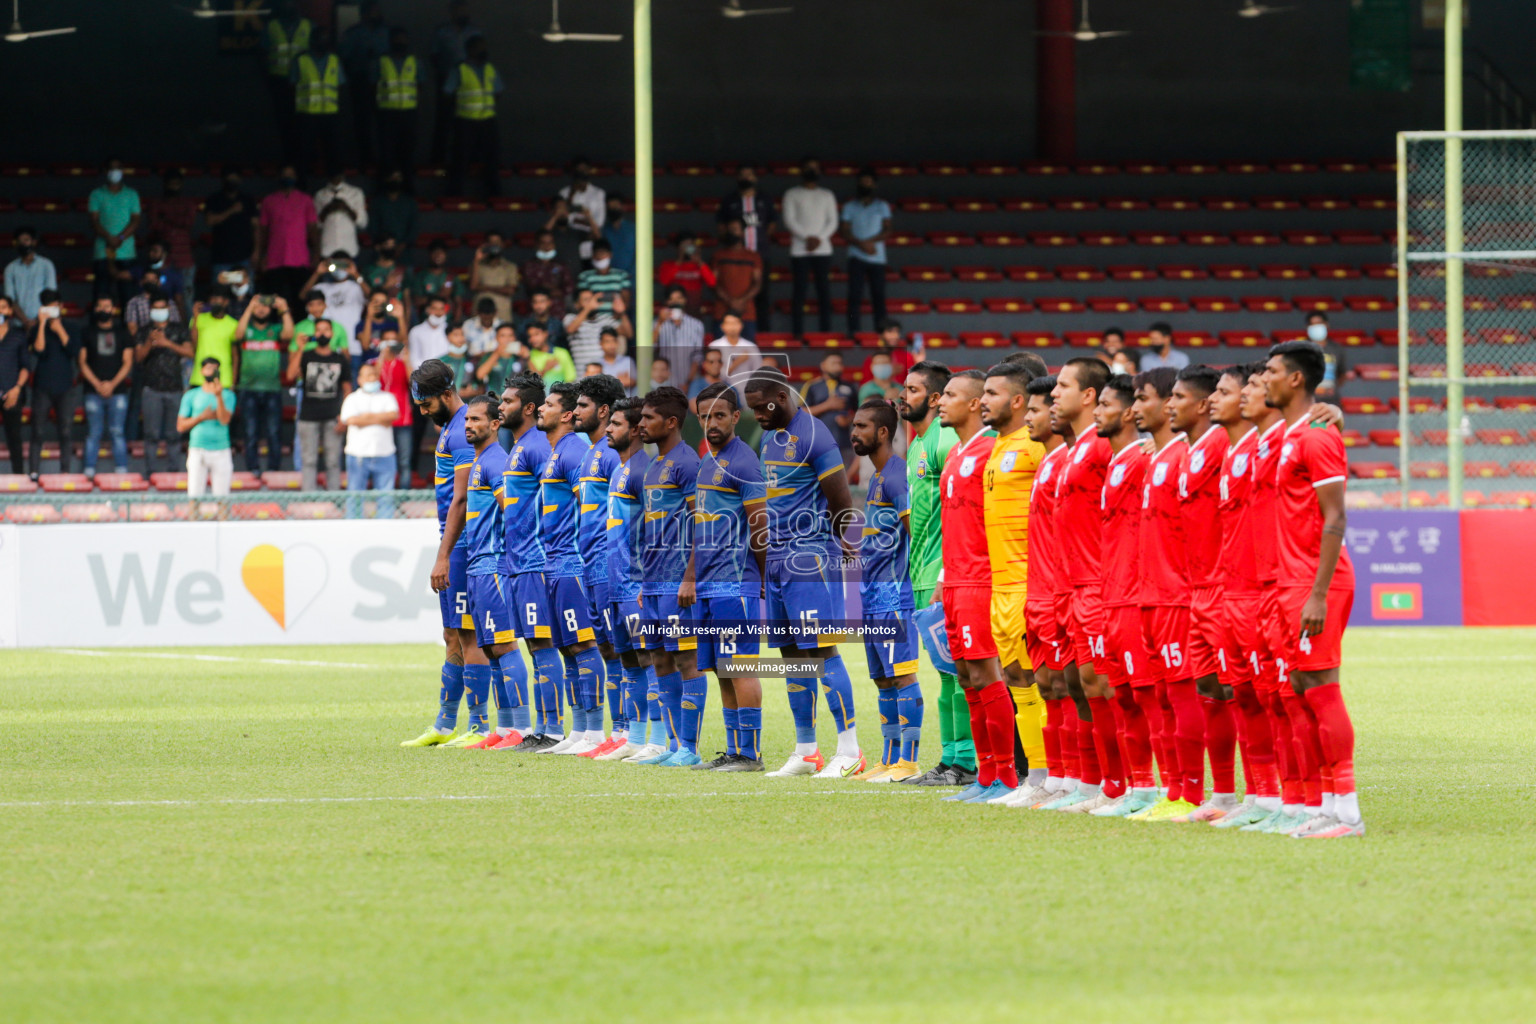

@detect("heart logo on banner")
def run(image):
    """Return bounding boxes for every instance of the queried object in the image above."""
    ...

[240,543,329,629]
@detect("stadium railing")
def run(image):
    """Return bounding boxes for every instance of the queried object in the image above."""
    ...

[0,489,438,524]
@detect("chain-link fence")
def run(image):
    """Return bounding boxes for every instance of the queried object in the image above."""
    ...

[0,489,438,525]
[1398,130,1536,509]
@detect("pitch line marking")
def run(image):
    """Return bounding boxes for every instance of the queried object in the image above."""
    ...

[51,649,425,671]
[0,791,924,810]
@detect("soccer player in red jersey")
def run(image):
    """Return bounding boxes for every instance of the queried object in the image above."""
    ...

[936,369,1017,803]
[1043,358,1121,812]
[1263,341,1362,838]
[1090,373,1161,818]
[1167,365,1233,822]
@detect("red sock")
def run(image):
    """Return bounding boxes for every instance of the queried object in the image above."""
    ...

[1075,709,1101,786]
[963,687,995,787]
[1115,685,1156,789]
[1154,680,1181,800]
[1086,695,1124,798]
[1054,699,1080,779]
[1281,686,1324,807]
[1165,679,1206,805]
[1041,697,1064,777]
[1133,685,1171,793]
[1233,680,1279,798]
[1201,695,1238,796]
[1265,688,1303,805]
[980,682,1019,789]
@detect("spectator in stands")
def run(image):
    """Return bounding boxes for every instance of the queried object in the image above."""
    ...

[257,166,319,307]
[442,323,474,395]
[717,164,776,328]
[205,171,261,284]
[302,253,369,373]
[221,266,256,317]
[78,294,134,479]
[470,230,519,321]
[430,0,481,163]
[1140,322,1189,370]
[444,33,503,197]
[0,296,27,474]
[841,169,892,336]
[135,291,193,476]
[517,288,567,351]
[558,157,606,266]
[861,319,914,384]
[88,159,142,310]
[783,157,838,339]
[145,171,199,312]
[263,0,313,164]
[234,294,293,474]
[340,0,389,166]
[410,241,463,321]
[583,362,604,378]
[801,351,858,470]
[542,195,587,276]
[375,332,415,483]
[474,322,526,404]
[131,241,185,324]
[289,319,349,491]
[374,28,423,184]
[1307,312,1344,398]
[709,313,762,381]
[358,291,403,360]
[27,292,80,479]
[407,295,451,371]
[577,238,631,316]
[564,288,632,374]
[179,357,236,497]
[686,347,725,409]
[859,352,900,404]
[654,286,706,380]
[4,227,56,324]
[1109,348,1140,377]
[711,219,763,341]
[658,236,716,317]
[603,193,636,280]
[127,262,182,334]
[373,173,418,250]
[463,297,501,358]
[1101,326,1126,360]
[314,172,368,259]
[599,328,636,394]
[650,355,673,388]
[363,236,408,302]
[526,322,575,385]
[191,286,240,390]
[522,232,573,318]
[292,28,345,183]
[340,361,400,513]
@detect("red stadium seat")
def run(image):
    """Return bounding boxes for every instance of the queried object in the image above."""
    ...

[959,331,1010,349]
[1102,197,1151,211]
[1055,265,1106,282]
[930,298,983,314]
[1335,230,1386,245]
[1128,231,1177,246]
[1252,196,1300,211]
[1182,231,1230,246]
[1293,295,1344,312]
[1368,429,1402,447]
[1349,461,1399,479]
[1174,331,1217,348]
[287,501,345,519]
[981,298,1035,314]
[1233,232,1282,246]
[999,198,1048,212]
[1335,330,1374,347]
[1141,297,1191,313]
[921,161,970,177]
[1158,264,1207,280]
[1475,428,1525,446]
[803,333,852,348]
[1406,295,1444,312]
[150,472,188,492]
[1465,461,1510,479]
[1312,263,1362,280]
[1012,331,1062,348]
[1242,296,1294,313]
[971,161,1020,176]
[1479,327,1529,345]
[1028,231,1076,248]
[1004,265,1054,282]
[227,472,264,491]
[1411,461,1449,479]
[1353,364,1398,381]
[128,502,182,522]
[900,265,951,282]
[39,473,93,493]
[1089,297,1138,314]
[1220,330,1269,348]
[1495,396,1536,412]
[1346,295,1395,312]
[91,472,149,491]
[926,231,974,247]
[1261,264,1309,280]
[228,502,287,521]
[1154,197,1201,211]
[5,503,61,524]
[951,265,1002,282]
[1064,330,1106,348]
[1082,231,1130,247]
[755,333,802,350]
[887,298,929,314]
[1305,196,1352,211]
[0,474,38,493]
[1406,490,1448,508]
[1228,160,1273,174]
[1210,264,1261,280]
[262,471,302,490]
[1363,263,1397,279]
[1511,461,1536,478]
[1110,265,1158,280]
[1173,162,1222,175]
[1034,297,1087,313]
[1339,430,1367,448]
[1194,297,1242,313]
[61,503,121,523]
[1340,397,1391,415]
[1417,430,1449,446]
[1053,198,1099,212]
[1205,197,1252,211]
[1123,162,1169,175]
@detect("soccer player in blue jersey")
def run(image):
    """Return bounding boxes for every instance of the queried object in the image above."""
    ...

[849,399,924,782]
[401,359,492,747]
[742,367,864,778]
[635,386,707,767]
[495,374,565,752]
[571,375,628,757]
[687,382,769,771]
[536,381,609,755]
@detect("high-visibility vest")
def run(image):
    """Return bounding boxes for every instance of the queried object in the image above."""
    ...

[294,53,341,115]
[265,17,313,77]
[455,63,498,121]
[376,55,419,110]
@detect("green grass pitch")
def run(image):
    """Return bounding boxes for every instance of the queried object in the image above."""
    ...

[2,627,1533,1023]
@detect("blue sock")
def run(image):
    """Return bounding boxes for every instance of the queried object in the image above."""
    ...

[722,707,740,757]
[898,682,924,763]
[574,647,606,731]
[679,674,707,753]
[463,664,491,733]
[877,687,900,764]
[786,676,819,745]
[436,662,464,731]
[622,664,646,737]
[737,707,763,761]
[605,658,626,732]
[822,654,856,734]
[656,671,683,751]
[502,654,531,732]
[488,656,512,730]
[646,665,667,746]
[531,647,565,735]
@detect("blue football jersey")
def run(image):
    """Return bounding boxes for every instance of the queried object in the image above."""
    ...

[759,407,845,562]
[640,440,700,595]
[500,424,550,576]
[465,443,509,576]
[540,430,589,579]
[578,436,621,582]
[433,403,476,549]
[694,436,767,598]
[860,455,914,613]
[606,448,650,601]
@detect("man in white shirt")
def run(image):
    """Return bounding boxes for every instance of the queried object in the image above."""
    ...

[462,297,502,357]
[340,361,400,515]
[709,313,763,397]
[781,157,839,339]
[304,252,369,359]
[407,295,451,369]
[313,172,369,257]
[557,157,606,264]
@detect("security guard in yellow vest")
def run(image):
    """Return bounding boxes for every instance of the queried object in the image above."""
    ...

[444,35,503,198]
[289,30,346,183]
[262,1,314,163]
[373,27,422,181]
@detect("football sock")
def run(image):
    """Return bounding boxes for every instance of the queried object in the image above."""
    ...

[561,652,580,722]
[1041,696,1063,779]
[1117,685,1156,790]
[530,647,564,736]
[574,647,605,733]
[436,662,464,732]
[722,707,740,757]
[1075,710,1101,787]
[980,681,1018,789]
[1010,683,1046,775]
[962,687,994,787]
[1154,680,1180,795]
[877,687,900,765]
[501,655,531,733]
[1133,686,1172,796]
[622,665,647,741]
[786,676,819,747]
[942,673,976,770]
[736,707,763,761]
[1047,697,1078,782]
[1202,694,1238,798]
[1087,695,1123,798]
[897,682,923,763]
[604,657,626,734]
[646,665,667,746]
[1265,687,1304,806]
[936,671,959,765]
[1281,686,1324,808]
[679,673,707,753]
[1165,679,1206,805]
[1233,679,1279,798]
[821,654,856,735]
[656,671,683,751]
[487,655,512,732]
[463,664,490,733]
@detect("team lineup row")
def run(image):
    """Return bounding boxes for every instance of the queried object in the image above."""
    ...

[399,340,1363,838]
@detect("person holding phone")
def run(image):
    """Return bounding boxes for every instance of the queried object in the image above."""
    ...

[177,356,237,497]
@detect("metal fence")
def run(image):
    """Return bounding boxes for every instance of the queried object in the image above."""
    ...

[0,489,438,525]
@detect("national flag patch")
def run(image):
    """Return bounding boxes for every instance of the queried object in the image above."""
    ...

[1371,583,1423,620]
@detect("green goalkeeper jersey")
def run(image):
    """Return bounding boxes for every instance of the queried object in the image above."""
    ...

[906,416,958,596]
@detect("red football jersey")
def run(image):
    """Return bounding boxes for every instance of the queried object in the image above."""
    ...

[939,429,997,586]
[1054,425,1112,586]
[1138,434,1190,606]
[1179,426,1230,590]
[1251,419,1286,586]
[1028,443,1071,608]
[1218,426,1262,594]
[1275,415,1356,591]
[1100,443,1149,608]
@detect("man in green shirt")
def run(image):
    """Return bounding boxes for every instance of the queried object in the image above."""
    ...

[178,357,238,497]
[897,360,976,786]
[234,294,295,472]
[525,321,574,384]
[88,159,142,309]
[191,285,241,388]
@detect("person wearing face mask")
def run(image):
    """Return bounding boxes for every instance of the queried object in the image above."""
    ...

[557,157,607,265]
[576,238,631,316]
[288,319,351,491]
[302,252,369,373]
[653,286,706,381]
[364,236,408,301]
[717,165,777,329]
[601,193,636,280]
[410,241,463,322]
[441,323,474,394]
[313,172,368,259]
[407,296,452,369]
[0,297,28,474]
[339,361,401,515]
[657,236,716,316]
[129,242,184,329]
[781,157,839,339]
[4,227,57,323]
[710,219,763,341]
[564,288,634,373]
[841,170,893,337]
[444,33,503,198]
[470,230,520,321]
[234,294,294,473]
[859,352,900,405]
[257,165,319,308]
[88,159,142,311]
[1140,321,1189,371]
[801,351,860,472]
[374,27,423,185]
[26,291,82,479]
[191,285,241,390]
[373,174,418,251]
[146,171,199,314]
[206,174,261,286]
[520,231,574,318]
[134,292,195,476]
[1306,311,1344,398]
[374,332,416,483]
[78,296,135,478]
[863,319,915,384]
[178,357,238,497]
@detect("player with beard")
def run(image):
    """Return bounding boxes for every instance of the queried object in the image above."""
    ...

[572,375,628,757]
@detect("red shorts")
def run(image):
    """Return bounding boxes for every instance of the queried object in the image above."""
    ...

[942,583,997,661]
[1223,591,1264,686]
[1278,584,1353,675]
[1186,584,1225,680]
[1068,584,1109,673]
[1141,605,1191,683]
[1025,600,1068,673]
[1104,604,1152,687]
[1250,586,1288,695]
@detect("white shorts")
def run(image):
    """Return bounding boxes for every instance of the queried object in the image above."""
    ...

[187,447,233,497]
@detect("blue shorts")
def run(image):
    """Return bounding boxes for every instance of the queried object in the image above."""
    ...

[467,573,518,648]
[695,594,762,673]
[438,544,470,631]
[863,611,921,681]
[641,592,697,652]
[547,575,596,648]
[505,570,552,641]
[606,596,644,654]
[764,554,848,651]
[585,576,612,647]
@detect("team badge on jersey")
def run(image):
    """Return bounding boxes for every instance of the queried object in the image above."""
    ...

[1039,462,1053,484]
[1074,443,1089,463]
[784,436,798,462]
[1232,453,1249,477]
[960,455,978,477]
[1152,463,1169,486]
[1190,450,1206,474]
[999,451,1018,472]
[1280,442,1295,465]
[916,456,928,477]
[1110,463,1126,486]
